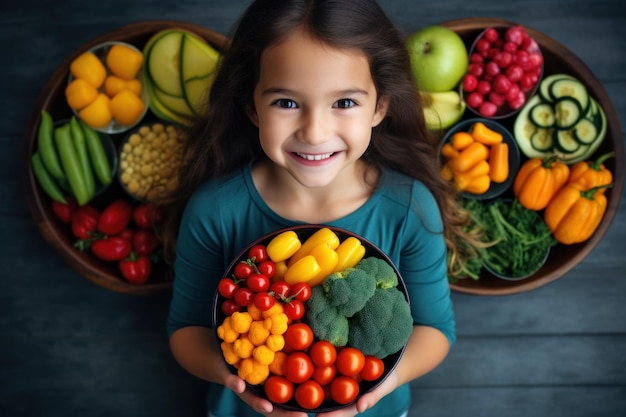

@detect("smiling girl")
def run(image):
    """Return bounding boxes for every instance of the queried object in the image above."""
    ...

[158,1,474,416]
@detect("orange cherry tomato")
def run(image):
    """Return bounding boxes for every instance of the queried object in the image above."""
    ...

[295,380,325,410]
[360,355,385,381]
[309,340,337,367]
[313,364,337,386]
[264,375,294,404]
[284,322,314,351]
[283,352,314,384]
[336,347,365,377]
[330,375,360,405]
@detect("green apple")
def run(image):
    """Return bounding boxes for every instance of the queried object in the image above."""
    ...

[407,26,468,92]
[420,90,466,131]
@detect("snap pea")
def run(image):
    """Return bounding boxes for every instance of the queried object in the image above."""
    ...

[80,120,112,185]
[70,116,95,199]
[55,123,90,206]
[37,109,66,181]
[31,150,67,204]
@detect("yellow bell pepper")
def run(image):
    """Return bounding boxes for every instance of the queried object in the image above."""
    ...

[284,255,321,285]
[288,227,340,266]
[266,231,301,262]
[237,357,270,385]
[306,242,339,287]
[333,237,366,272]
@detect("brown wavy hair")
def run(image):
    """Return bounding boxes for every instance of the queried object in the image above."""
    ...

[156,0,478,279]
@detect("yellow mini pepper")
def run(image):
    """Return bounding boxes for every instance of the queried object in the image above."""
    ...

[333,237,366,272]
[266,230,301,262]
[288,227,340,266]
[471,121,503,145]
[306,243,339,287]
[284,255,321,285]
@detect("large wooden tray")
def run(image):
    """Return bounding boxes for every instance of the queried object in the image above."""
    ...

[441,18,624,295]
[21,21,227,295]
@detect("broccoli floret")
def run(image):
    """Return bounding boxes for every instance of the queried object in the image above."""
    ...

[354,256,399,289]
[305,285,349,347]
[322,267,377,317]
[347,287,413,359]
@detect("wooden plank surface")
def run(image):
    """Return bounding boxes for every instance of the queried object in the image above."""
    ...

[1,0,625,416]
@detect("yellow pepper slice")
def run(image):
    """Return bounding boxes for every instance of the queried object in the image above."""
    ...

[266,230,301,262]
[288,227,339,266]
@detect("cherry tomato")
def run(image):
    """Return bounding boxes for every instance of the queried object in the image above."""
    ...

[284,322,314,351]
[290,282,312,302]
[330,375,359,405]
[71,205,100,240]
[258,260,276,279]
[336,347,365,377]
[234,261,254,279]
[246,273,270,293]
[294,380,324,410]
[360,355,385,381]
[264,375,294,404]
[114,227,136,242]
[132,204,160,229]
[270,281,291,300]
[283,299,305,321]
[132,228,161,256]
[248,244,268,263]
[253,291,275,311]
[119,255,152,285]
[284,352,314,384]
[221,299,240,316]
[313,364,337,386]
[233,287,254,307]
[51,197,78,224]
[97,199,133,236]
[91,237,132,261]
[218,277,238,298]
[309,340,337,367]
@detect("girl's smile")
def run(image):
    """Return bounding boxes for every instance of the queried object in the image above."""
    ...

[250,28,388,190]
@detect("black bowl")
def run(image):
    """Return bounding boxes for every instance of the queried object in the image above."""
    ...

[212,225,409,412]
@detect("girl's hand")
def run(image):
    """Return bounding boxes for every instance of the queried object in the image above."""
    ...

[316,369,399,417]
[224,373,309,417]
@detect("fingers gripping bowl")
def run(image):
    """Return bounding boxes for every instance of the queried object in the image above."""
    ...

[212,225,411,412]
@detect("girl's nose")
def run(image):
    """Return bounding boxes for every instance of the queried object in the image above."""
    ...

[297,109,330,145]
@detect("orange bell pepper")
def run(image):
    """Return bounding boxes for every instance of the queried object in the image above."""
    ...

[513,156,570,210]
[567,151,614,193]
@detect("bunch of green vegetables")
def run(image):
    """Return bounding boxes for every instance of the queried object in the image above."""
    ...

[458,198,557,279]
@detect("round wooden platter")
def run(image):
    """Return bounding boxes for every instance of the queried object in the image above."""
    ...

[440,18,624,295]
[21,21,227,295]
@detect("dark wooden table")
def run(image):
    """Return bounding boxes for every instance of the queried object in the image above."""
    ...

[2,1,625,416]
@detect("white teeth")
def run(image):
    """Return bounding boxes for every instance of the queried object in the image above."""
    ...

[296,152,333,161]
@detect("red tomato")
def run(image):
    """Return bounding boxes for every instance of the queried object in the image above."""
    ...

[284,352,314,384]
[253,291,275,311]
[247,273,270,293]
[233,287,254,307]
[97,199,133,235]
[360,355,385,381]
[258,260,276,279]
[264,375,294,404]
[218,278,238,298]
[221,299,240,315]
[270,281,291,300]
[313,364,337,386]
[294,380,324,410]
[114,227,136,242]
[119,255,152,285]
[336,347,365,377]
[234,261,254,279]
[330,376,359,405]
[248,244,268,263]
[91,237,132,261]
[284,322,314,351]
[132,229,161,256]
[310,340,337,367]
[132,204,160,229]
[283,299,305,321]
[70,205,100,240]
[51,197,78,224]
[290,282,312,302]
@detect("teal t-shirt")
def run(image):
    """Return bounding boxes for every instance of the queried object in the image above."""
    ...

[168,162,455,417]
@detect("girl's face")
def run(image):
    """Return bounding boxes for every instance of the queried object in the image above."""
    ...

[250,29,389,189]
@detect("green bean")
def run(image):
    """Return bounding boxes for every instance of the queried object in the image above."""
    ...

[70,116,95,199]
[37,109,66,181]
[81,120,112,185]
[55,123,90,206]
[31,151,67,204]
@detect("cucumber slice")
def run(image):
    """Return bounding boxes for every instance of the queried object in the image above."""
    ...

[554,129,581,153]
[513,95,553,159]
[573,118,598,145]
[554,97,582,130]
[530,128,554,151]
[539,74,575,103]
[529,103,555,127]
[549,78,589,113]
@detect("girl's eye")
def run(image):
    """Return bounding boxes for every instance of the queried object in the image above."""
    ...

[272,99,298,109]
[334,99,356,109]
